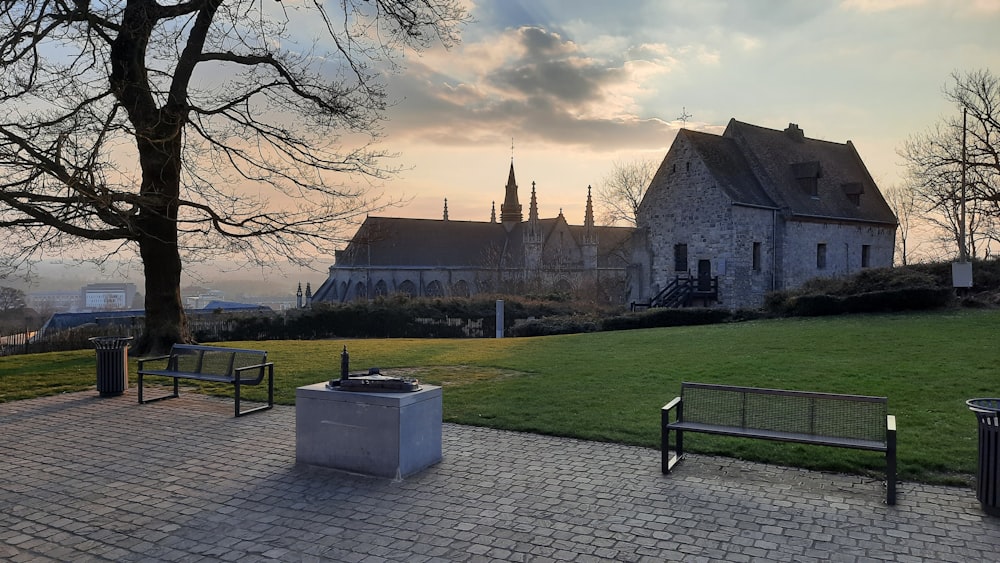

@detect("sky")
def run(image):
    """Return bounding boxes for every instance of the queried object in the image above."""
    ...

[366,0,1000,228]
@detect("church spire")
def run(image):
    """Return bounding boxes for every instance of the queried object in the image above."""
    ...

[529,181,539,224]
[443,198,449,221]
[584,185,595,229]
[490,201,496,223]
[582,186,598,268]
[526,181,541,243]
[583,185,597,245]
[500,161,522,229]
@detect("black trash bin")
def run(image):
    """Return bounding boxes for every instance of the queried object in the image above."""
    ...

[967,398,1000,516]
[90,336,133,397]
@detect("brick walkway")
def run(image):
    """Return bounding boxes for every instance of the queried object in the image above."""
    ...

[2,391,998,562]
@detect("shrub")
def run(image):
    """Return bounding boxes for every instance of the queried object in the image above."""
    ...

[509,316,600,337]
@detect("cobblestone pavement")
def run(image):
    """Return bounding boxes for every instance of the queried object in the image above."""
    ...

[2,391,999,562]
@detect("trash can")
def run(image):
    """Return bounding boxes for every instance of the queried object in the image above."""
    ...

[967,398,1000,516]
[90,336,133,397]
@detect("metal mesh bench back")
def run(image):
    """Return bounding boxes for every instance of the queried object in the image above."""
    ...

[681,383,887,442]
[169,346,266,383]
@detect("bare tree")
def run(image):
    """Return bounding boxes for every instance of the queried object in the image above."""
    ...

[0,286,26,312]
[898,69,1000,260]
[0,1,467,352]
[882,183,921,265]
[596,158,656,226]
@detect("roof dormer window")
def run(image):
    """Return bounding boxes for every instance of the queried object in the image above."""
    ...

[791,161,822,197]
[842,182,864,206]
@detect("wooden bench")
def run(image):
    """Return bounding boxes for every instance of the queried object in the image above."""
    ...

[661,382,897,505]
[137,344,274,417]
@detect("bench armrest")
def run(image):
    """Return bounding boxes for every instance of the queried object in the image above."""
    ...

[235,362,273,373]
[661,396,683,473]
[662,396,681,414]
[234,362,274,385]
[137,354,172,371]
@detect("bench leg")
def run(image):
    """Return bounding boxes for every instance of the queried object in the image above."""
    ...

[137,374,180,404]
[886,427,898,505]
[234,366,274,417]
[661,409,682,473]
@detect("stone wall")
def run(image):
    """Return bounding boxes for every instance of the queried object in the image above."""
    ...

[315,266,627,303]
[780,220,896,290]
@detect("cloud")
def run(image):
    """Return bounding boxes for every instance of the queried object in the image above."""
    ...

[839,0,925,13]
[385,25,678,151]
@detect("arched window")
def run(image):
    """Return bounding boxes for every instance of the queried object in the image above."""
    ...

[354,281,367,300]
[425,280,444,297]
[452,279,471,297]
[398,280,417,297]
[374,280,388,297]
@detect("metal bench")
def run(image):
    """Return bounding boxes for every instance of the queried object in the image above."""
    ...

[661,382,897,505]
[137,344,274,417]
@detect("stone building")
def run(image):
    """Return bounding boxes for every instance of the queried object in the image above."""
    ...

[629,119,898,310]
[312,163,633,304]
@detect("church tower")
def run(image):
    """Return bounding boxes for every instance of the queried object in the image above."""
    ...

[500,162,522,231]
[582,186,598,270]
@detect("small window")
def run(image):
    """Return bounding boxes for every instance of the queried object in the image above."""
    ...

[752,242,762,272]
[843,183,864,206]
[674,243,688,272]
[802,177,819,197]
[862,245,871,268]
[817,243,827,270]
[686,161,691,172]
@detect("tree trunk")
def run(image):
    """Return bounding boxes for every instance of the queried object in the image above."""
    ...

[132,119,190,355]
[138,234,190,355]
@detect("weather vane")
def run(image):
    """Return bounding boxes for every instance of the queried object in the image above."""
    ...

[511,137,515,162]
[678,106,692,125]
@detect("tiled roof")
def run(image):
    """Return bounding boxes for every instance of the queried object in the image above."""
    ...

[724,119,897,225]
[335,216,633,269]
[337,217,511,267]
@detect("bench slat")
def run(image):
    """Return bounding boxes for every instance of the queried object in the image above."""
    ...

[666,421,888,451]
[138,370,235,384]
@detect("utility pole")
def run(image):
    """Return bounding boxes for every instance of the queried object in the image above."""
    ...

[960,107,968,262]
[953,107,973,289]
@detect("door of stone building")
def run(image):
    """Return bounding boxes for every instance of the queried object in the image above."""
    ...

[697,259,712,291]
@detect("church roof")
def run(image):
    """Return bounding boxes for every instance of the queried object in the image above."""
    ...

[337,217,510,267]
[335,215,632,269]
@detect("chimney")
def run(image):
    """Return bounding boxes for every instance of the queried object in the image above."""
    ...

[785,123,805,142]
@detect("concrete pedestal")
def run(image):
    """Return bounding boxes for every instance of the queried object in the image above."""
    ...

[296,382,442,478]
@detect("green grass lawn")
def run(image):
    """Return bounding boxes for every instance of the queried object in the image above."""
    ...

[3,308,999,485]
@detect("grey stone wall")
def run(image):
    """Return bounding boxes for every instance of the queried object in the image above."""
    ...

[314,265,627,304]
[639,135,728,297]
[780,220,895,290]
[726,206,776,309]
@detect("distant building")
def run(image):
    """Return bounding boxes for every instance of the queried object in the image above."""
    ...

[81,283,137,311]
[313,162,634,303]
[26,290,80,313]
[629,119,898,310]
[185,289,225,310]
